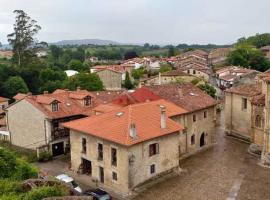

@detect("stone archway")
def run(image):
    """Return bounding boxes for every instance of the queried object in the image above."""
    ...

[200,132,205,147]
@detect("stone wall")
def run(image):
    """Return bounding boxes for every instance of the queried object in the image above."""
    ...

[6,99,47,150]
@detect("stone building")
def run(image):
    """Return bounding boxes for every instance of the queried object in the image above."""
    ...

[225,73,270,166]
[215,66,260,90]
[95,68,123,90]
[261,46,270,61]
[112,84,218,157]
[5,89,123,156]
[62,99,186,197]
[208,48,231,66]
[139,70,195,87]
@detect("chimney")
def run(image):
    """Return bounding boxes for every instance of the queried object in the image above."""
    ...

[178,89,183,98]
[77,86,81,91]
[160,105,166,129]
[43,91,48,95]
[129,123,137,139]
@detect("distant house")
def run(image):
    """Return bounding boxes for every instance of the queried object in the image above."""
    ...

[261,46,270,61]
[177,62,210,81]
[215,66,260,90]
[65,70,79,77]
[208,48,232,66]
[36,50,48,58]
[0,50,13,59]
[139,69,195,86]
[0,96,9,132]
[175,49,209,68]
[95,68,123,90]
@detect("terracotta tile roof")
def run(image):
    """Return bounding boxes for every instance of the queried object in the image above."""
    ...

[112,92,139,106]
[219,74,236,81]
[91,90,124,104]
[93,104,123,114]
[25,91,95,119]
[93,65,125,74]
[0,96,9,103]
[62,100,185,146]
[261,46,270,51]
[225,83,262,97]
[13,93,28,101]
[130,87,161,103]
[145,83,218,112]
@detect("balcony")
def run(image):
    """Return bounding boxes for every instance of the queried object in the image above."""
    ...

[51,128,70,141]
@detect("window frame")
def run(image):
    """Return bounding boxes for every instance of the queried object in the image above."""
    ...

[149,143,159,157]
[98,143,103,161]
[84,96,91,107]
[111,147,117,166]
[112,171,118,181]
[191,134,195,145]
[52,101,59,112]
[242,98,248,111]
[150,164,156,174]
[81,138,87,154]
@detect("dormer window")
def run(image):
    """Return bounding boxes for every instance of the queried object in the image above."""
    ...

[84,96,91,107]
[52,101,59,112]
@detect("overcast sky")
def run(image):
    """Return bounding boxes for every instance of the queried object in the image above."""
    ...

[0,0,270,45]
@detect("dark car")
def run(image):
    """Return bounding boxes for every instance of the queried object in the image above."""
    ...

[83,188,112,200]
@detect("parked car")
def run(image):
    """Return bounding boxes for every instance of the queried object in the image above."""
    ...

[83,188,112,200]
[55,174,82,193]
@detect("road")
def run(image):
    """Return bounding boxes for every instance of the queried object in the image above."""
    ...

[134,120,270,200]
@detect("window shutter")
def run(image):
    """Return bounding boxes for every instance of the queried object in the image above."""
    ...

[156,143,159,154]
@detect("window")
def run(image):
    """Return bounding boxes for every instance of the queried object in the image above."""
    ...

[150,164,155,174]
[193,114,196,122]
[98,143,103,161]
[84,96,91,107]
[191,134,195,145]
[255,115,262,128]
[112,172,117,181]
[1,105,5,110]
[149,143,159,157]
[99,167,104,183]
[52,102,59,112]
[82,138,86,153]
[187,69,190,74]
[204,111,207,118]
[111,148,117,166]
[242,98,247,110]
[193,70,196,74]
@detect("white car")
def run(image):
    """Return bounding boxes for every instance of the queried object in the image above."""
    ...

[56,174,82,193]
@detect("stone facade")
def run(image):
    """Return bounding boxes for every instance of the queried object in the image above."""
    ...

[70,130,181,197]
[96,69,123,90]
[172,107,216,156]
[225,92,253,139]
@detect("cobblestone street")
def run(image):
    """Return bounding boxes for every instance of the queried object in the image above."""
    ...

[134,119,270,200]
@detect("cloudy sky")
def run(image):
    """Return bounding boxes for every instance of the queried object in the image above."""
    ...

[0,0,269,45]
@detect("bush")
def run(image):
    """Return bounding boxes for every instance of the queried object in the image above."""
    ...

[13,159,38,180]
[23,186,69,200]
[0,148,38,180]
[38,151,53,162]
[191,78,200,85]
[0,180,23,196]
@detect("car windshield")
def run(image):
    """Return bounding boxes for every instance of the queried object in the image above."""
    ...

[71,180,78,188]
[99,195,110,200]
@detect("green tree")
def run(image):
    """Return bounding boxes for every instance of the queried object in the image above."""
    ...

[132,68,145,79]
[64,73,103,91]
[227,44,270,71]
[168,46,176,57]
[49,45,63,60]
[0,148,17,179]
[198,83,216,98]
[7,10,41,66]
[68,59,86,71]
[3,76,29,97]
[124,72,134,89]
[159,64,172,73]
